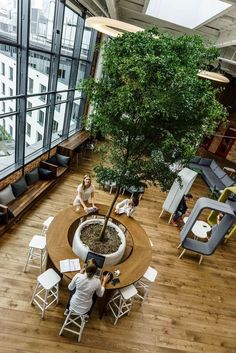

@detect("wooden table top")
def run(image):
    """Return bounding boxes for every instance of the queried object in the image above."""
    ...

[46,204,152,289]
[58,131,90,151]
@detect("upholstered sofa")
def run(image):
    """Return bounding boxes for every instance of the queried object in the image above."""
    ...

[188,156,236,196]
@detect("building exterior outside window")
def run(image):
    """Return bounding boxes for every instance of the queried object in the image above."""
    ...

[0,0,96,176]
[9,66,13,80]
[1,62,5,75]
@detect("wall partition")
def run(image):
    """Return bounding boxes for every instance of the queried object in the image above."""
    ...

[0,0,96,178]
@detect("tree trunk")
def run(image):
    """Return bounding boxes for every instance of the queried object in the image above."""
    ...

[99,187,121,241]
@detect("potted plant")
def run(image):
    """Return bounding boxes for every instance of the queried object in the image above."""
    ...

[74,27,227,262]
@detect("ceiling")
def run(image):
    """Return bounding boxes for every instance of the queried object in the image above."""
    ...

[75,0,236,77]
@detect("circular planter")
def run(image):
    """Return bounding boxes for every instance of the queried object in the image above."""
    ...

[72,219,126,266]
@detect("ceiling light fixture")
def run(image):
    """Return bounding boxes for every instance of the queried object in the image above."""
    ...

[85,17,144,37]
[197,70,229,83]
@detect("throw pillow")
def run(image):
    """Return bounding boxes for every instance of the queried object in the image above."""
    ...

[190,156,201,164]
[25,168,40,186]
[0,212,7,224]
[0,185,16,205]
[199,158,212,166]
[47,156,58,165]
[38,167,55,181]
[11,177,28,198]
[56,153,70,167]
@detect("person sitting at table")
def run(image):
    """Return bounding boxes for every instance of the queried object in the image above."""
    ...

[115,194,139,217]
[73,174,96,212]
[65,259,110,315]
[171,193,193,226]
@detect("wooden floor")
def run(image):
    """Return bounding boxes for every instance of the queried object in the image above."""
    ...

[0,152,236,353]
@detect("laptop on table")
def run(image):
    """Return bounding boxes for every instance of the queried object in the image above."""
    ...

[85,251,106,278]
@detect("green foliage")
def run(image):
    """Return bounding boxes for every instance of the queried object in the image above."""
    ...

[80,27,227,191]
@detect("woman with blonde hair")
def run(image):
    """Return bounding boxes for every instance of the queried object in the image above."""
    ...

[73,174,96,212]
[66,259,110,315]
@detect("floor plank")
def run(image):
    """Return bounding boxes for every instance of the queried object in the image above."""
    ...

[0,152,235,353]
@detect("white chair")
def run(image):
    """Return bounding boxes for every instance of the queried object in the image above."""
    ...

[42,216,54,236]
[23,235,47,273]
[107,284,137,325]
[31,268,61,319]
[59,310,89,342]
[135,266,158,304]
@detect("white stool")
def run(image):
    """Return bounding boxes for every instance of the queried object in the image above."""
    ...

[107,284,137,325]
[31,268,61,318]
[135,266,158,304]
[42,216,54,236]
[59,310,89,342]
[23,235,47,273]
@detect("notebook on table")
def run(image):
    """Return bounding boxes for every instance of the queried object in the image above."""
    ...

[85,251,105,278]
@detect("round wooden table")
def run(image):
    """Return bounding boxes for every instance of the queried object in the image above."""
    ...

[47,204,152,290]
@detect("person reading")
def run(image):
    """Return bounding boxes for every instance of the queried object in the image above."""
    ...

[171,193,193,226]
[115,195,139,217]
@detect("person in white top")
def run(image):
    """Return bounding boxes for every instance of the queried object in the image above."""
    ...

[67,259,110,315]
[115,195,139,217]
[73,174,96,212]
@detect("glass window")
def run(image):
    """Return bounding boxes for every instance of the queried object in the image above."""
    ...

[39,84,46,102]
[0,45,17,96]
[26,123,31,137]
[27,101,32,116]
[36,132,42,141]
[1,82,5,95]
[37,110,44,126]
[57,57,72,100]
[9,87,13,97]
[1,101,5,113]
[51,102,66,145]
[0,115,16,172]
[61,7,78,56]
[28,78,34,93]
[81,28,92,60]
[74,61,86,99]
[1,62,5,76]
[9,66,13,81]
[25,107,46,157]
[29,0,55,50]
[28,51,51,94]
[0,0,17,40]
[70,100,82,133]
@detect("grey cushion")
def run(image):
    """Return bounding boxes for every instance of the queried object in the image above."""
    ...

[221,174,234,187]
[210,160,218,171]
[25,168,40,186]
[190,156,201,164]
[56,153,70,167]
[203,170,225,189]
[47,156,58,165]
[0,185,15,205]
[199,158,212,166]
[38,167,55,181]
[214,166,226,179]
[11,177,28,198]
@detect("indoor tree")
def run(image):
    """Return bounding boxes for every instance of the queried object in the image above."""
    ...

[80,27,227,240]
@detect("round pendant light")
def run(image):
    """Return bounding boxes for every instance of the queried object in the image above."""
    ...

[85,17,144,37]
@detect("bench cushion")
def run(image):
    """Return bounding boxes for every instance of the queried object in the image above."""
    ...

[190,156,201,164]
[0,185,16,205]
[25,168,40,186]
[38,167,55,181]
[221,174,235,187]
[56,153,70,167]
[12,177,28,198]
[199,158,212,166]
[214,166,226,179]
